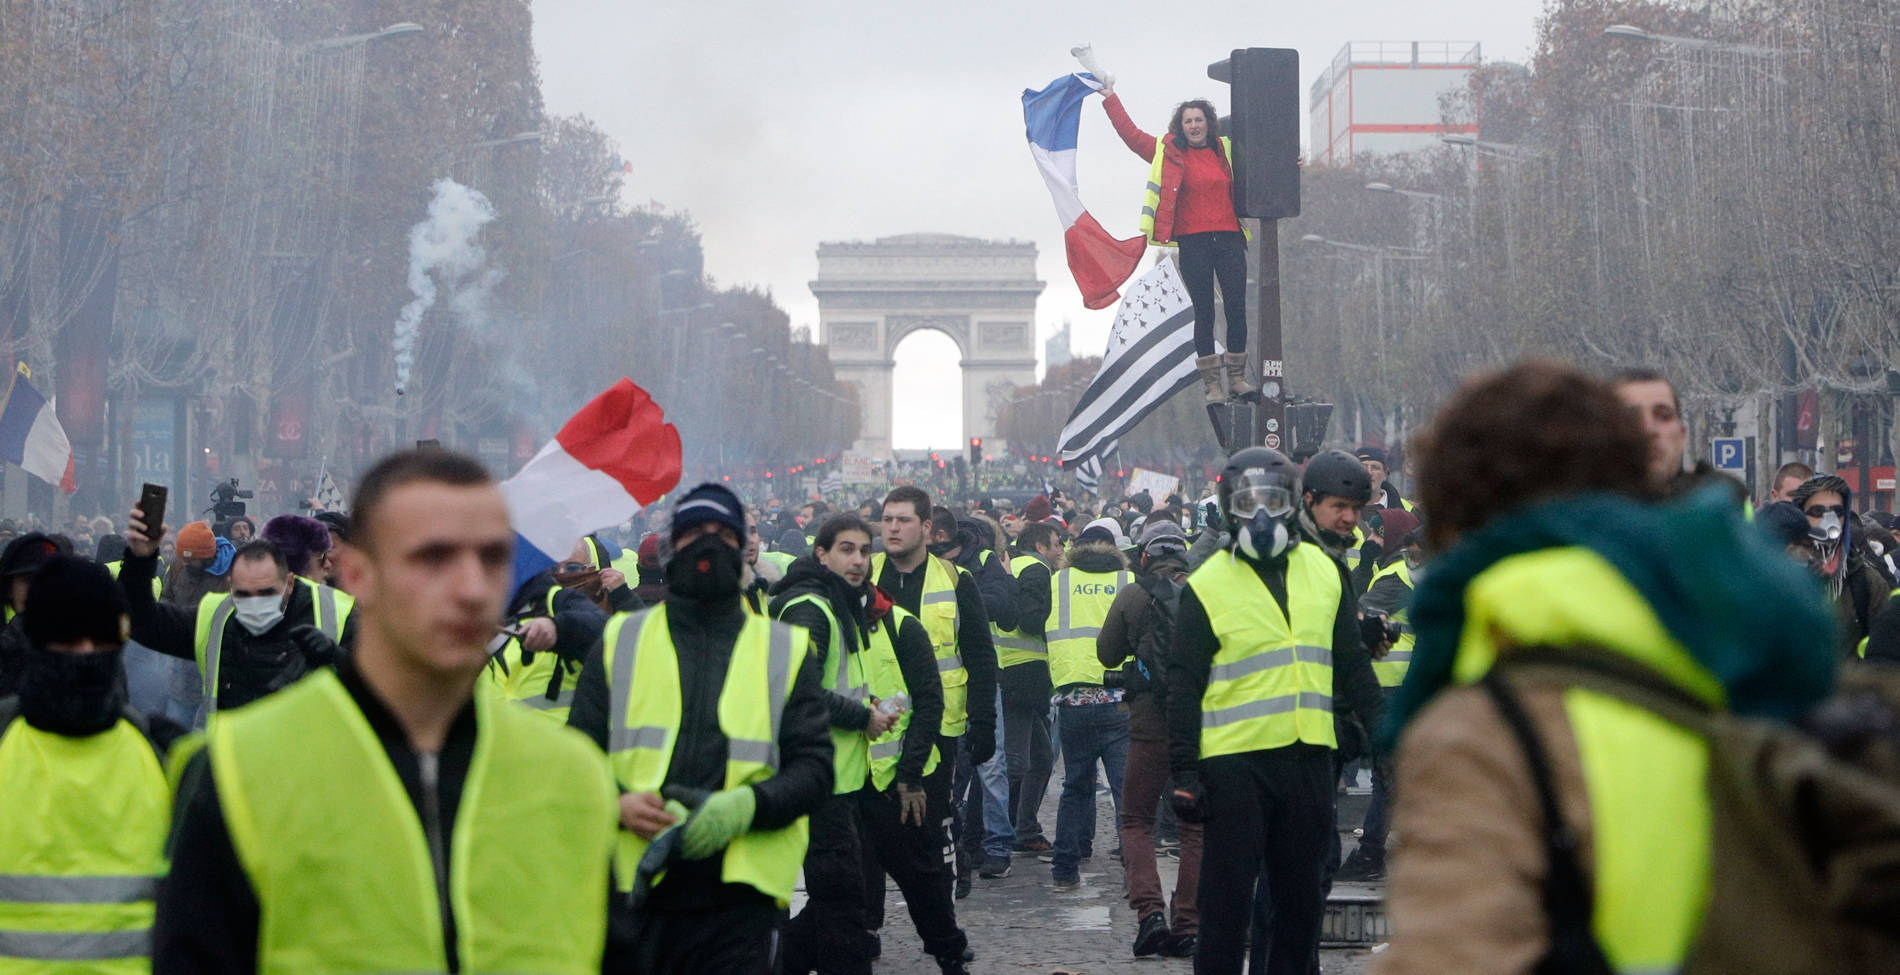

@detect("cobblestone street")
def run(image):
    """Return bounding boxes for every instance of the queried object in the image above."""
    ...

[852,786,1379,974]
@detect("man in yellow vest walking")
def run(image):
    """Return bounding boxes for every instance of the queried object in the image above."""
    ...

[1044,518,1134,890]
[1166,447,1377,975]
[1,556,177,973]
[567,483,834,974]
[153,449,619,975]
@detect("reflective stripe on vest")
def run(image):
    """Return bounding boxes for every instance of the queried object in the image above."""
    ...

[1566,687,1712,973]
[0,717,170,971]
[873,553,968,737]
[208,669,615,974]
[604,607,810,903]
[1188,548,1340,756]
[197,595,238,716]
[1140,136,1247,246]
[774,593,872,794]
[298,578,350,642]
[993,554,1050,668]
[1368,559,1416,688]
[1046,567,1129,689]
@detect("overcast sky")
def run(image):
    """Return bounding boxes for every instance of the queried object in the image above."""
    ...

[533,1,1542,450]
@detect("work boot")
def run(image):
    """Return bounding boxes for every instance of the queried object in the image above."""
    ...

[1133,912,1171,957]
[1222,352,1259,401]
[1196,354,1224,404]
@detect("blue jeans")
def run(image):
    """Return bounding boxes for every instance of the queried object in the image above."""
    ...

[1052,700,1129,878]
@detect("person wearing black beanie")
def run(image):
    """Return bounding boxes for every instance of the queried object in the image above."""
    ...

[0,555,177,970]
[567,482,835,973]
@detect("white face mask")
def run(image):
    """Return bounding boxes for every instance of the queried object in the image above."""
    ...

[233,594,286,635]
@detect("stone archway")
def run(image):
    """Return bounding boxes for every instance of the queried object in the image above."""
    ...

[810,234,1044,459]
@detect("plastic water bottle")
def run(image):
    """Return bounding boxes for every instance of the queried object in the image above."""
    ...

[875,693,910,717]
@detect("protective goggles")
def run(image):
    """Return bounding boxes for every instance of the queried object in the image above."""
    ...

[1227,483,1294,519]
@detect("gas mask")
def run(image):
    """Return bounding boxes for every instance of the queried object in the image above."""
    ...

[234,592,288,635]
[1227,478,1297,562]
[1811,510,1844,544]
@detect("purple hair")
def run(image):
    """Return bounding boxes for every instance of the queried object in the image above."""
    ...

[261,515,333,576]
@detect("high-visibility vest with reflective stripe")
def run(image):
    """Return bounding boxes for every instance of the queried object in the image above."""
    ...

[1567,687,1712,973]
[0,717,168,973]
[193,581,350,718]
[1046,566,1130,689]
[862,604,942,791]
[207,668,614,975]
[295,577,353,642]
[994,555,1050,669]
[602,606,811,904]
[871,553,969,737]
[1140,137,1249,247]
[1188,547,1340,757]
[485,586,579,722]
[1340,526,1366,579]
[104,561,162,601]
[774,593,874,794]
[1367,560,1415,688]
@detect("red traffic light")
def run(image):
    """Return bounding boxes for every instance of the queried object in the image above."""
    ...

[970,437,982,447]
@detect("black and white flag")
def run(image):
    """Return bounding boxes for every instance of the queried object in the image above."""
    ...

[1056,260,1209,466]
[1072,448,1110,492]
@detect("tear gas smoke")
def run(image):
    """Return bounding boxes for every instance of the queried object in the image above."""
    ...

[393,179,499,395]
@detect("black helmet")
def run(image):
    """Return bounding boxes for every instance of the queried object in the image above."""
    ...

[1220,448,1299,533]
[1302,449,1373,506]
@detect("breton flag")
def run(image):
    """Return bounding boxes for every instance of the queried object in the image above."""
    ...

[1071,447,1110,492]
[311,470,347,513]
[501,379,682,590]
[1023,72,1146,310]
[1056,260,1208,467]
[0,364,75,494]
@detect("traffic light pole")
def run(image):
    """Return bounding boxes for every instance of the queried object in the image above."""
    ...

[1253,219,1286,453]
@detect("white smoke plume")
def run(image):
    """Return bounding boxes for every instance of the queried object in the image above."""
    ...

[393,179,499,395]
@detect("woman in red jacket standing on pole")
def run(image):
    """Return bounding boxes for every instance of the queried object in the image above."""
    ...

[1100,78,1254,405]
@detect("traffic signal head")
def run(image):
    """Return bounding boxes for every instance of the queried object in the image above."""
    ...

[1207,48,1301,219]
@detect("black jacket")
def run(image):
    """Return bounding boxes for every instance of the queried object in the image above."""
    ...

[769,557,943,788]
[874,554,998,737]
[1165,544,1385,783]
[153,655,478,975]
[948,526,1017,633]
[567,592,833,911]
[120,553,352,711]
[1008,549,1054,642]
[507,572,611,665]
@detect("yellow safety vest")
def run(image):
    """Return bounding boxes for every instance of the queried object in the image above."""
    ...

[104,561,163,601]
[1367,560,1415,688]
[1188,548,1340,757]
[1046,566,1131,689]
[871,553,969,737]
[1340,526,1366,579]
[774,592,874,794]
[1450,546,1713,973]
[484,586,580,722]
[0,716,169,974]
[193,580,351,718]
[602,607,811,904]
[994,554,1050,669]
[1141,136,1250,247]
[206,668,614,974]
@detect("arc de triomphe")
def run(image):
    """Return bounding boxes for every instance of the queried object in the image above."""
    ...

[810,234,1043,459]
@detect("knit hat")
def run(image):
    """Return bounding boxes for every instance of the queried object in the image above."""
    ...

[1024,494,1052,523]
[311,510,351,543]
[23,555,128,647]
[671,483,746,541]
[637,534,662,570]
[1757,501,1811,548]
[175,521,217,560]
[1137,520,1188,562]
[262,515,333,577]
[1355,446,1388,467]
[1378,509,1421,560]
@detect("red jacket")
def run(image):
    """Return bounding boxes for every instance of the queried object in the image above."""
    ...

[1103,94,1238,244]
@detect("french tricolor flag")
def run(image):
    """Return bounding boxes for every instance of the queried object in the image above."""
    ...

[0,365,75,494]
[1023,72,1146,310]
[500,379,682,589]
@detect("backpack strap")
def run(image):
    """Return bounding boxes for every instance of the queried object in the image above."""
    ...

[1478,670,1616,975]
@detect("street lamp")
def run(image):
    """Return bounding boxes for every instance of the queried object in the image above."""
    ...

[1365,181,1442,203]
[305,22,424,51]
[1603,24,1788,56]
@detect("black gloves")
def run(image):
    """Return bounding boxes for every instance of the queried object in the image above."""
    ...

[288,624,340,668]
[1169,774,1206,824]
[964,722,997,766]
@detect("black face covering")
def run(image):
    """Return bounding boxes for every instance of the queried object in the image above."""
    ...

[926,538,958,558]
[17,644,127,737]
[666,535,744,602]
